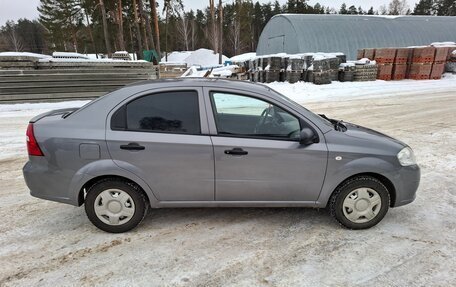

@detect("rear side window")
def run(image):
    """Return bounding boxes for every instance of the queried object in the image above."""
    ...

[112,91,201,134]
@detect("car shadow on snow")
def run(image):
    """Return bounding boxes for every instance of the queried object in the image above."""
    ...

[139,207,337,231]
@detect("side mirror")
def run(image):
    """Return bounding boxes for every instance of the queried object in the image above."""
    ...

[299,128,316,145]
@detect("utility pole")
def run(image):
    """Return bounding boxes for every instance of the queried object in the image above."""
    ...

[218,0,223,64]
[165,6,169,61]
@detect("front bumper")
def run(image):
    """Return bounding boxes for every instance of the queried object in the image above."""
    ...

[390,164,421,207]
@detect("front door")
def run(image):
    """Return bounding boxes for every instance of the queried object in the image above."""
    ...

[206,90,327,202]
[106,88,214,201]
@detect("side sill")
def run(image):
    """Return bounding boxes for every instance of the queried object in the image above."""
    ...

[155,201,318,208]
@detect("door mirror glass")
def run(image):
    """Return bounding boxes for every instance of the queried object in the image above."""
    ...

[299,128,316,145]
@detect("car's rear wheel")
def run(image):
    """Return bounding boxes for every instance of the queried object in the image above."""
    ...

[329,176,390,229]
[85,179,148,233]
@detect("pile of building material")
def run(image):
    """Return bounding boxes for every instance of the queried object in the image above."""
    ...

[286,57,305,83]
[0,52,158,102]
[446,49,456,73]
[357,44,456,80]
[338,63,355,82]
[234,52,347,85]
[353,59,378,82]
[159,64,188,78]
[197,44,455,85]
[111,51,132,61]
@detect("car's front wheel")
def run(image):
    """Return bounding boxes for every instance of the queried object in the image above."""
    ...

[329,176,390,229]
[85,179,148,233]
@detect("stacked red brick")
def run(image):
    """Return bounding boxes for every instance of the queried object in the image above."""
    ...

[357,46,451,80]
[430,47,449,79]
[375,48,396,80]
[392,48,408,80]
[409,47,435,79]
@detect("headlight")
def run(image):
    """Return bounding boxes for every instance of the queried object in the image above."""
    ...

[397,147,416,166]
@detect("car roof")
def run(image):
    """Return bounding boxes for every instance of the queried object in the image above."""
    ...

[125,77,273,94]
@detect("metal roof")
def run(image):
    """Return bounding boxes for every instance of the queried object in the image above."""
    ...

[256,14,456,59]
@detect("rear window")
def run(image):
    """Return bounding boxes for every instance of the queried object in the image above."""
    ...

[112,91,201,134]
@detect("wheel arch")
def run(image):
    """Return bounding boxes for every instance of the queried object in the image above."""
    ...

[78,175,152,206]
[326,172,396,208]
[69,159,159,207]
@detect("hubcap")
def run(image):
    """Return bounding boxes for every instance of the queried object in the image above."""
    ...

[94,189,135,226]
[342,188,382,223]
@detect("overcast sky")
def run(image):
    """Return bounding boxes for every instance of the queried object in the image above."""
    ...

[0,0,420,26]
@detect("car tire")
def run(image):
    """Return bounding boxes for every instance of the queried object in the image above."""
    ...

[329,176,390,229]
[85,179,148,233]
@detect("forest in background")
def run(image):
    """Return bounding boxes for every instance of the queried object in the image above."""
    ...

[0,0,455,59]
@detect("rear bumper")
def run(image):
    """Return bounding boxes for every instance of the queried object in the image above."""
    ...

[390,164,420,207]
[23,160,80,206]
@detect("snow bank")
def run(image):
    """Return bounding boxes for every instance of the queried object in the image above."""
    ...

[185,48,228,67]
[160,51,193,64]
[161,49,228,67]
[266,73,456,103]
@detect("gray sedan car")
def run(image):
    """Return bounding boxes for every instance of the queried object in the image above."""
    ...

[23,78,420,233]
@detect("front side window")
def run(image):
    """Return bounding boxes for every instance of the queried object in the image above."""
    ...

[112,90,201,134]
[211,92,301,140]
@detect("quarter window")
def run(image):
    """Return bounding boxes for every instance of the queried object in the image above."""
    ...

[113,91,201,134]
[211,92,301,140]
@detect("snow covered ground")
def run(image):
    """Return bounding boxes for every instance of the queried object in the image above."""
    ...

[267,73,456,103]
[0,78,455,286]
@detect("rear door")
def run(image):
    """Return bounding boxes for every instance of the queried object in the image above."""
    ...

[106,87,214,201]
[204,88,328,202]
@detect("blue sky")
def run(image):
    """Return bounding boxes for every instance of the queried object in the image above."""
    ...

[0,0,420,26]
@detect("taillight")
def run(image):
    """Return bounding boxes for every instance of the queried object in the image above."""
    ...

[26,123,44,156]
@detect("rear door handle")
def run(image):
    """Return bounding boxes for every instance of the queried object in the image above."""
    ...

[120,143,145,151]
[224,148,248,156]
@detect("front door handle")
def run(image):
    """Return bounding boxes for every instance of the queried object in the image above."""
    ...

[224,148,248,156]
[120,143,145,151]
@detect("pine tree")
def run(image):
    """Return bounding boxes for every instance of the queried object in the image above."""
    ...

[413,0,434,15]
[367,6,375,14]
[295,0,309,13]
[313,3,324,14]
[287,0,296,13]
[358,6,364,14]
[435,0,456,15]
[339,3,348,14]
[348,5,358,14]
[273,0,282,14]
[38,0,82,52]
